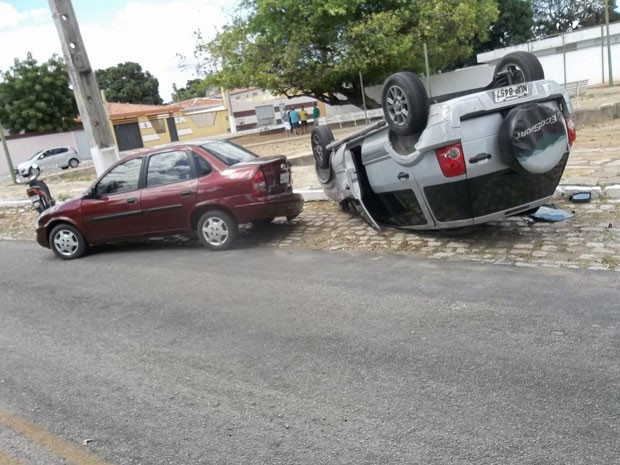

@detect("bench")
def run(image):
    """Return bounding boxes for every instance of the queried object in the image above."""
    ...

[318,108,383,128]
[563,79,589,100]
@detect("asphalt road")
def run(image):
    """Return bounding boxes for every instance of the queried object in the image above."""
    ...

[1,240,619,465]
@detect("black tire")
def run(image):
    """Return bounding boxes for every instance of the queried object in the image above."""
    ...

[494,52,544,85]
[498,103,568,174]
[381,72,429,136]
[49,224,87,260]
[68,158,79,168]
[311,125,335,183]
[29,166,40,177]
[197,210,238,251]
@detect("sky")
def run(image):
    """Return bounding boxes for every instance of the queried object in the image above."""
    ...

[0,0,234,102]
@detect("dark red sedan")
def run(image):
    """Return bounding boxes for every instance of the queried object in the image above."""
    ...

[36,140,304,259]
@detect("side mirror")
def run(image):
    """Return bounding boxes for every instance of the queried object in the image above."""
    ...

[84,185,98,199]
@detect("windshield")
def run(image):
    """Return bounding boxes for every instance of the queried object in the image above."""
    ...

[29,151,43,160]
[199,141,258,166]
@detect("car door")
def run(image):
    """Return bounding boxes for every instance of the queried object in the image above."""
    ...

[37,150,53,171]
[80,157,145,242]
[139,149,198,235]
[341,145,381,230]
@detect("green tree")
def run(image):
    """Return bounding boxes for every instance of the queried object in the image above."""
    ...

[459,0,534,66]
[488,0,534,49]
[192,0,498,108]
[171,78,213,102]
[532,0,619,37]
[0,53,78,134]
[96,62,163,105]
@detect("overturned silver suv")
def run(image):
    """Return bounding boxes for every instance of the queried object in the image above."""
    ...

[311,52,576,230]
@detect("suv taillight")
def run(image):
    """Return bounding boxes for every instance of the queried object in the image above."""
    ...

[565,116,576,146]
[251,168,268,197]
[435,143,466,177]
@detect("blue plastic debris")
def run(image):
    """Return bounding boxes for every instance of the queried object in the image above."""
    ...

[528,204,574,222]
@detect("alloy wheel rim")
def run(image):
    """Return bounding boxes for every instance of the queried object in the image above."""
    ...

[202,217,229,246]
[312,134,325,165]
[53,230,79,256]
[386,86,409,127]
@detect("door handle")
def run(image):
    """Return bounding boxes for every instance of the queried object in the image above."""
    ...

[180,190,192,196]
[397,172,409,181]
[469,153,492,164]
[127,197,138,204]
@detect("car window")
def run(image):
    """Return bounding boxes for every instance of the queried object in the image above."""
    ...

[191,151,212,177]
[95,158,143,196]
[146,151,191,188]
[199,141,258,166]
[29,151,43,161]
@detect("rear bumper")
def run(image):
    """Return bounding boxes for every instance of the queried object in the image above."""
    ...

[235,192,304,223]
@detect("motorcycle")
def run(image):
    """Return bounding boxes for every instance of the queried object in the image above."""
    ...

[23,165,55,213]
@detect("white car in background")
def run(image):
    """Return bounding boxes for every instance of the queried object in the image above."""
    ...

[15,147,81,177]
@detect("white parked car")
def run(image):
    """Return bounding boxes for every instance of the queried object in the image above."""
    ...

[15,147,81,178]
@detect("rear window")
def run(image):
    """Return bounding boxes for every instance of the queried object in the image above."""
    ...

[199,141,258,166]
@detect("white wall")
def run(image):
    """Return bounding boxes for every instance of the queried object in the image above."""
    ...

[478,21,620,86]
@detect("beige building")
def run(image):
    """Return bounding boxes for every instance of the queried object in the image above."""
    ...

[107,99,229,152]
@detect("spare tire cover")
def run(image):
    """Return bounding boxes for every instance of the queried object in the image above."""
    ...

[498,103,568,174]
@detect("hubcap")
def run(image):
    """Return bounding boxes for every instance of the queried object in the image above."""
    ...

[53,229,79,256]
[386,86,409,127]
[202,217,229,246]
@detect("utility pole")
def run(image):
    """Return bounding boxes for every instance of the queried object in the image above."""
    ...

[0,127,16,184]
[48,0,119,175]
[604,0,614,86]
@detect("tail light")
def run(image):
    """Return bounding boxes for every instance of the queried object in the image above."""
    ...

[251,168,268,197]
[435,143,466,178]
[565,115,576,146]
[28,187,45,198]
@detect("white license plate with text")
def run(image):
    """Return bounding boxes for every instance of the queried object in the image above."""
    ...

[280,171,290,184]
[494,83,529,103]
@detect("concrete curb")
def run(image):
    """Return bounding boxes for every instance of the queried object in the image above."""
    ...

[0,200,30,207]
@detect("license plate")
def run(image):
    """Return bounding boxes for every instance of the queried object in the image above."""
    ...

[279,171,290,184]
[494,83,528,103]
[29,195,40,202]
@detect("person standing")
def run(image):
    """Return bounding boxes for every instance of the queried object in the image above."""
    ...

[289,107,300,135]
[312,102,320,125]
[282,107,292,136]
[299,107,309,134]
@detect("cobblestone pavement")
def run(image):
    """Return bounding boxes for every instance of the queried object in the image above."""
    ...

[4,196,619,271]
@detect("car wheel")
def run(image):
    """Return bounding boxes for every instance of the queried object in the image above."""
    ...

[311,125,335,183]
[68,158,80,168]
[29,166,40,177]
[494,52,544,85]
[50,224,87,260]
[197,210,238,251]
[498,103,568,174]
[381,71,429,136]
